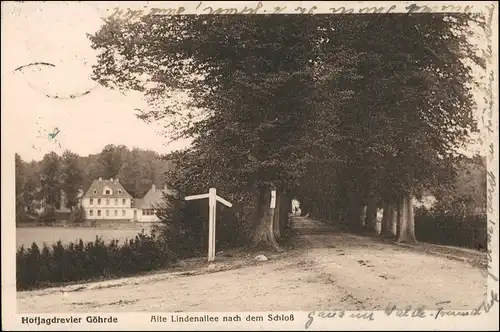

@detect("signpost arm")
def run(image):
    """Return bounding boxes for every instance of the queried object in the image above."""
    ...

[216,195,233,208]
[185,193,209,201]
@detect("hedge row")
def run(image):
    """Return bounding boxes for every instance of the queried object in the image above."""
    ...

[17,230,175,291]
[414,214,487,251]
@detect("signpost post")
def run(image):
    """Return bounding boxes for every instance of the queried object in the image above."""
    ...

[185,188,233,262]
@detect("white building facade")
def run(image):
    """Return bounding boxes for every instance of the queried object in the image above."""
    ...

[132,184,174,223]
[81,178,135,221]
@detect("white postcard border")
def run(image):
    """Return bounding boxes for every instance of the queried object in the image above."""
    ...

[1,1,498,330]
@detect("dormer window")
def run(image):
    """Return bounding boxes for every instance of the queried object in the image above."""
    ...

[102,186,113,195]
[93,190,97,194]
[118,190,122,195]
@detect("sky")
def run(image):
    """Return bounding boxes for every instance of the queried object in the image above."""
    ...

[1,2,489,162]
[2,2,191,162]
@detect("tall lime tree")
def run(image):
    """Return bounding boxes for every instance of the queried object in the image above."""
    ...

[89,15,325,248]
[89,14,483,246]
[61,150,84,211]
[39,152,63,210]
[295,14,484,242]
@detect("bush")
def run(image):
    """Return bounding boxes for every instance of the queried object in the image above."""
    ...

[69,206,86,223]
[37,207,58,225]
[16,212,37,225]
[154,194,247,259]
[16,230,175,291]
[415,214,487,251]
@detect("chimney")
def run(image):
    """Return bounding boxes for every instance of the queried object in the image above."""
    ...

[98,177,102,181]
[152,184,156,192]
[115,178,119,183]
[164,185,168,191]
[110,178,113,182]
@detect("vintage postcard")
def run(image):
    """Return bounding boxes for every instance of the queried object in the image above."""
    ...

[1,1,499,330]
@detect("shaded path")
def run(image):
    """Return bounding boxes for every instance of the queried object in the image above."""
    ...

[18,216,487,312]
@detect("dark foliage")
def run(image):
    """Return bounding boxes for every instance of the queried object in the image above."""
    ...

[153,193,247,259]
[68,205,86,223]
[16,230,175,290]
[415,214,487,251]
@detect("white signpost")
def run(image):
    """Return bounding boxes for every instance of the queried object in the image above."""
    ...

[185,188,233,262]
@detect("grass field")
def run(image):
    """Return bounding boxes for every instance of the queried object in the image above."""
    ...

[16,223,156,249]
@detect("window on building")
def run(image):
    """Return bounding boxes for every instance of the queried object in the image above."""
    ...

[97,210,101,217]
[143,209,155,216]
[122,199,126,205]
[122,210,126,216]
[106,199,110,205]
[93,189,97,194]
[114,198,118,205]
[89,210,93,216]
[97,198,101,205]
[105,190,110,195]
[89,198,93,205]
[114,210,117,216]
[118,190,122,194]
[105,210,109,216]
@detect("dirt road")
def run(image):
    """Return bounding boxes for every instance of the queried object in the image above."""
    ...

[17,217,487,313]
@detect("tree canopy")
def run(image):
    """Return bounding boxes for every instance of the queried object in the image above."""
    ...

[89,14,485,246]
[15,145,174,222]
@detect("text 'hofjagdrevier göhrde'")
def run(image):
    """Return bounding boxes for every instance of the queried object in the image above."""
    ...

[21,316,118,326]
[151,314,295,323]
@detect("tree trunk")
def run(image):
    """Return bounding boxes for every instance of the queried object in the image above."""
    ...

[361,205,367,227]
[396,195,417,244]
[390,204,398,236]
[273,190,281,240]
[310,202,317,218]
[396,197,406,241]
[406,196,417,243]
[282,193,291,230]
[380,202,392,237]
[252,188,280,250]
[364,195,378,233]
[318,202,324,219]
[350,202,365,233]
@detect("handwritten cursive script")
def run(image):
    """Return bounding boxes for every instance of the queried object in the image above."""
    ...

[105,2,479,23]
[305,310,374,329]
[480,4,499,289]
[385,303,427,318]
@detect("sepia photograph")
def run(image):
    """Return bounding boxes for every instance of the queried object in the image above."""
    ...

[1,1,498,330]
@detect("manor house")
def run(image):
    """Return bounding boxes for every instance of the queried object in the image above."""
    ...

[81,178,174,223]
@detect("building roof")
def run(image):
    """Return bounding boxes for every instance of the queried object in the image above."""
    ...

[132,184,176,209]
[82,178,133,199]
